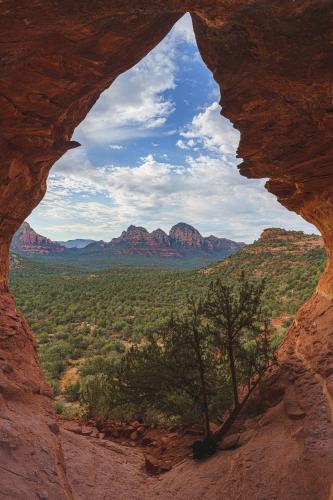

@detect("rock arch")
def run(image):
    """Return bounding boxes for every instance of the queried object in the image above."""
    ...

[0,2,332,498]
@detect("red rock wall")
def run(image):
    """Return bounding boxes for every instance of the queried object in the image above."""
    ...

[0,1,332,498]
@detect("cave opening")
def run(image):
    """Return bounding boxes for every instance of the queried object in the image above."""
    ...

[8,12,323,408]
[8,14,320,391]
[1,4,333,498]
[25,13,316,245]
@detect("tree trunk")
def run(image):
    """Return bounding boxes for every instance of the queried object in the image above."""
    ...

[227,340,239,409]
[200,374,210,438]
[193,328,210,437]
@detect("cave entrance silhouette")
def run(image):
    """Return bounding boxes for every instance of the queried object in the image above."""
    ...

[0,3,333,499]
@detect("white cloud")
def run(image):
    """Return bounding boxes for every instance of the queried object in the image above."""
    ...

[176,139,190,150]
[72,18,197,146]
[30,148,317,242]
[171,13,196,45]
[28,15,317,242]
[179,102,240,155]
[74,48,175,144]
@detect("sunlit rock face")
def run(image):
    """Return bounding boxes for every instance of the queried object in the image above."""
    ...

[110,225,180,256]
[169,222,204,250]
[0,1,332,498]
[11,222,65,254]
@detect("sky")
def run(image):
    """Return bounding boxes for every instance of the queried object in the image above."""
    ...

[27,14,317,244]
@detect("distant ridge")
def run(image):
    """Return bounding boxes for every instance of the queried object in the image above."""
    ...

[58,239,95,249]
[10,222,245,269]
[11,222,65,255]
[82,222,246,258]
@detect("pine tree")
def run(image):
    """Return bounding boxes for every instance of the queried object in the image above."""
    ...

[204,272,267,409]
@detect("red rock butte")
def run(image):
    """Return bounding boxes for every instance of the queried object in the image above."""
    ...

[0,1,333,499]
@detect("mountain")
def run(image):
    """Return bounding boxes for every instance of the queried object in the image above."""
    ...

[108,225,179,257]
[11,222,65,254]
[11,221,245,269]
[58,239,96,249]
[84,222,245,258]
[169,222,204,250]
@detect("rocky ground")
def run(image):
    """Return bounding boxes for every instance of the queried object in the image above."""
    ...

[61,419,206,476]
[61,429,154,500]
[60,335,333,500]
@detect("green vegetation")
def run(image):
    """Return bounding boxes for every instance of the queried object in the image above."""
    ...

[23,248,233,270]
[9,229,326,404]
[117,300,227,433]
[205,274,271,410]
[113,277,275,433]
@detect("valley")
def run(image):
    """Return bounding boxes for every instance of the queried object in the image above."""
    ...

[10,227,325,402]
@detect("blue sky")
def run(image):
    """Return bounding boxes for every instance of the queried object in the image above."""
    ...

[28,15,317,243]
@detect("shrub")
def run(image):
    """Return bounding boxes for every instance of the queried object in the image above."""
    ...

[80,374,112,425]
[63,381,81,402]
[55,401,64,414]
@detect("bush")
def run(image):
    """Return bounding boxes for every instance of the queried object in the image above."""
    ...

[64,381,81,402]
[80,374,112,425]
[55,401,64,414]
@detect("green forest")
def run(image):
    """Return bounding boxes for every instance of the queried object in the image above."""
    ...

[9,229,325,423]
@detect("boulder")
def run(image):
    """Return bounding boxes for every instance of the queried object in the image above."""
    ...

[160,462,172,472]
[130,431,139,441]
[142,433,154,445]
[219,433,240,450]
[81,426,93,436]
[284,400,306,420]
[63,424,82,435]
[145,454,160,475]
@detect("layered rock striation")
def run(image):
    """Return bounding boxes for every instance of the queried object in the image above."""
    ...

[11,222,65,255]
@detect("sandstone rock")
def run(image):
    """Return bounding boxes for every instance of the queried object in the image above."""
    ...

[103,223,243,258]
[62,424,82,435]
[48,421,60,435]
[160,436,169,450]
[90,428,99,438]
[169,223,203,250]
[36,490,49,499]
[219,433,240,450]
[130,431,139,441]
[142,435,153,446]
[284,400,306,420]
[0,3,333,499]
[11,222,65,255]
[145,454,160,475]
[160,462,172,473]
[81,426,93,436]
[238,430,255,446]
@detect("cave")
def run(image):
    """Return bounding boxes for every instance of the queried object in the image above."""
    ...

[1,2,333,499]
